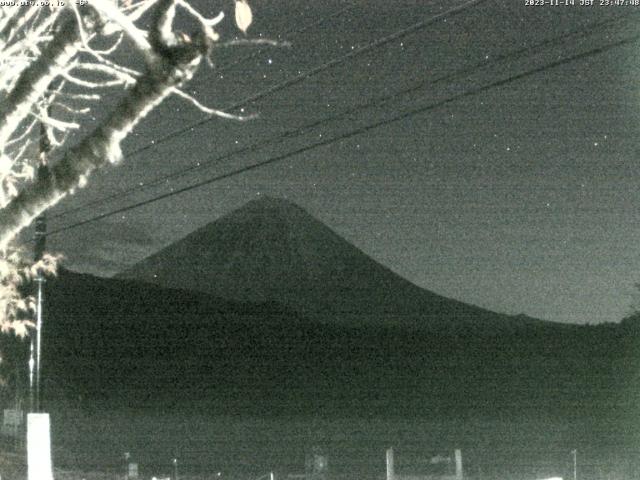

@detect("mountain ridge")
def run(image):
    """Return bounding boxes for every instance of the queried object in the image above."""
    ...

[20,267,636,419]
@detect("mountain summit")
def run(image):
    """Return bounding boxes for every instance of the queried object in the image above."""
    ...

[117,196,538,331]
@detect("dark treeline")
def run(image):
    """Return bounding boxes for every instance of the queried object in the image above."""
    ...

[3,268,632,425]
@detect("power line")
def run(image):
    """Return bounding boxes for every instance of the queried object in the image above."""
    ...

[80,0,490,160]
[46,4,356,222]
[51,10,632,221]
[51,7,631,222]
[45,32,639,238]
[51,0,487,221]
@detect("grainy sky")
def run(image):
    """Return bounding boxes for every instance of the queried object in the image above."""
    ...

[42,0,640,324]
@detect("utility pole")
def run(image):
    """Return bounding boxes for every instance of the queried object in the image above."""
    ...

[25,111,54,480]
[30,114,51,413]
[571,449,577,480]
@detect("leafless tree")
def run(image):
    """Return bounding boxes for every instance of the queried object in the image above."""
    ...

[0,0,254,334]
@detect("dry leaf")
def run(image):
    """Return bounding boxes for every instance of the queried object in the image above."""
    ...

[235,0,252,34]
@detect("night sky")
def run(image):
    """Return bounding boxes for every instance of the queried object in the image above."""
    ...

[39,0,640,325]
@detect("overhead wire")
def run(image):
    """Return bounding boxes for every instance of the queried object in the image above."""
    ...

[59,0,490,171]
[46,3,357,221]
[49,9,635,222]
[44,31,640,238]
[50,0,542,221]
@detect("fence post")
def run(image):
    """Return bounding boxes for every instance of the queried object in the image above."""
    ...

[124,452,130,480]
[386,447,395,480]
[454,449,463,480]
[172,458,178,480]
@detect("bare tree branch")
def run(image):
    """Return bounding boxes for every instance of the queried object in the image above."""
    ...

[0,0,255,333]
[0,14,86,147]
[0,1,218,247]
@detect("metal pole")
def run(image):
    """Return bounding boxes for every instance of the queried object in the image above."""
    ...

[454,449,463,480]
[34,271,44,412]
[28,339,35,413]
[572,449,577,480]
[30,110,51,413]
[30,208,46,413]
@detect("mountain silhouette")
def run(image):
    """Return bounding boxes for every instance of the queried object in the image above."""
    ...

[117,196,542,332]
[5,196,632,422]
[2,198,636,474]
